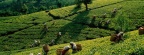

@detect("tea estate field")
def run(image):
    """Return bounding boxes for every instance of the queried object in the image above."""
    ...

[0,0,144,55]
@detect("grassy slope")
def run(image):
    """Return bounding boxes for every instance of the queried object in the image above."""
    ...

[0,0,121,51]
[0,0,144,54]
[49,0,123,18]
[64,1,144,31]
[11,30,144,55]
[0,11,53,51]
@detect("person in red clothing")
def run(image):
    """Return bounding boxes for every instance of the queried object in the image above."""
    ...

[110,32,124,42]
[138,27,144,35]
[61,46,70,55]
[70,42,82,53]
[43,44,49,55]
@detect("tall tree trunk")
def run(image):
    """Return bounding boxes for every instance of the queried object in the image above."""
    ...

[84,3,88,11]
[84,0,90,11]
[86,3,88,10]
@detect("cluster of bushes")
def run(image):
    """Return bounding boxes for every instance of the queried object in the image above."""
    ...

[0,0,77,16]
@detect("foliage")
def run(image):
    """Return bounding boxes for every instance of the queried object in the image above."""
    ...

[75,0,93,10]
[21,4,28,14]
[0,0,77,16]
[9,30,144,55]
[0,10,114,51]
[112,12,133,32]
[0,0,144,53]
[49,0,123,18]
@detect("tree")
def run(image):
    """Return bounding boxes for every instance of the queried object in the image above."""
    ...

[15,0,23,11]
[76,0,92,10]
[35,0,41,6]
[56,0,62,8]
[37,0,41,4]
[21,4,28,14]
[83,0,92,10]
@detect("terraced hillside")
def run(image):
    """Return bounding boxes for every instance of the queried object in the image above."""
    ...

[0,0,123,51]
[5,30,144,55]
[0,0,144,54]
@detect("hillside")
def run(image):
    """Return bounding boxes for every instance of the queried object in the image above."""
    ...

[4,30,144,55]
[0,0,123,51]
[0,0,144,54]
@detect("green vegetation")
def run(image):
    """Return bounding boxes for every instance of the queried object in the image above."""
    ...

[0,0,76,16]
[0,11,54,51]
[112,12,133,32]
[8,30,144,55]
[0,18,115,51]
[49,0,123,18]
[76,0,93,11]
[0,0,144,55]
[0,0,122,51]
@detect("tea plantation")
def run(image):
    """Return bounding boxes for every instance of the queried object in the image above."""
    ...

[10,30,144,55]
[0,0,144,55]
